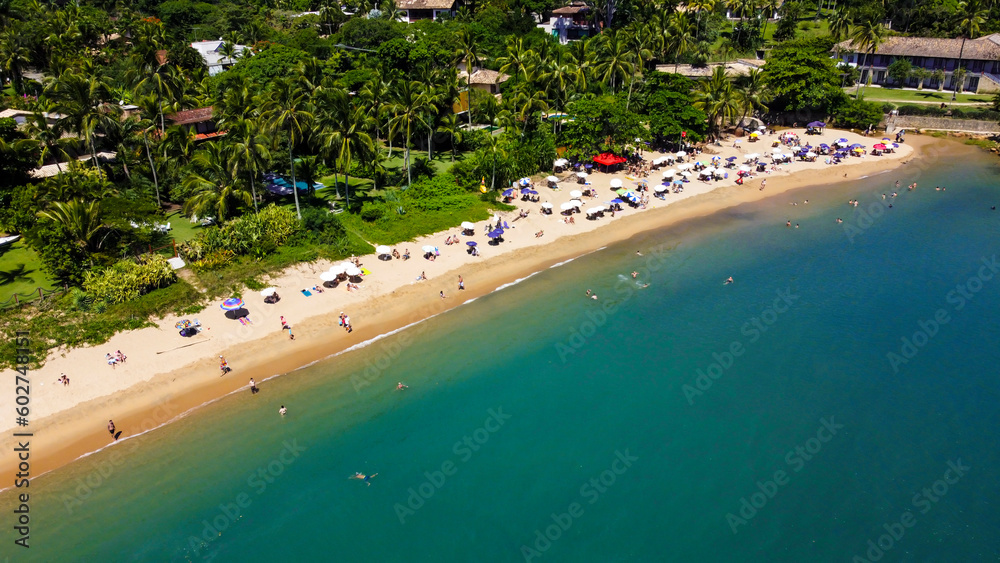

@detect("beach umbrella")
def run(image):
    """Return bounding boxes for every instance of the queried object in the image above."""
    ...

[320,271,337,282]
[421,245,437,253]
[680,171,691,177]
[569,199,583,207]
[560,202,576,210]
[221,298,244,311]
[570,190,583,198]
[726,156,737,161]
[677,163,692,170]
[610,198,624,204]
[739,166,751,172]
[345,266,363,277]
[892,143,899,148]
[806,151,817,158]
[882,137,891,142]
[873,144,886,150]
[487,230,503,238]
[467,241,477,247]
[676,151,687,157]
[175,320,192,329]
[260,288,277,297]
[523,189,538,195]
[541,202,553,209]
[502,189,514,197]
[376,245,391,255]
[520,178,530,186]
[610,179,623,188]
[546,175,559,183]
[654,185,668,193]
[224,308,250,320]
[663,169,677,177]
[461,222,475,230]
[576,171,588,178]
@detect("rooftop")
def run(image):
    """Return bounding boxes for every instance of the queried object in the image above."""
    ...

[166,107,215,126]
[394,0,456,9]
[552,2,590,15]
[835,33,1000,61]
[653,59,765,78]
[465,69,511,85]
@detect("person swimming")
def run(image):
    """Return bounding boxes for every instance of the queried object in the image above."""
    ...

[351,472,378,486]
[397,382,408,390]
[724,277,734,284]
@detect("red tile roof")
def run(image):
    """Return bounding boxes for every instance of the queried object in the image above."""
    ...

[166,107,215,125]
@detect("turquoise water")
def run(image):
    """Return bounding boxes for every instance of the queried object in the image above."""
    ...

[4,147,1000,562]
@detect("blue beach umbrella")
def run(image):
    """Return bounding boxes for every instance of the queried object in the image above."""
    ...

[836,138,849,144]
[502,189,514,197]
[466,241,477,246]
[610,198,624,204]
[726,156,738,161]
[221,298,244,310]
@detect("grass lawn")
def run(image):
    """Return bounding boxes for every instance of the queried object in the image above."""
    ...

[850,88,992,105]
[0,241,58,303]
[163,210,210,243]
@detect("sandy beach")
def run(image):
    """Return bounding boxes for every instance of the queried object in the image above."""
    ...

[0,128,928,479]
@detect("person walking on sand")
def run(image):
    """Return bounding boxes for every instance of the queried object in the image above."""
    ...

[250,378,259,395]
[458,275,465,290]
[220,356,231,375]
[440,291,446,299]
[281,316,289,329]
[108,420,116,439]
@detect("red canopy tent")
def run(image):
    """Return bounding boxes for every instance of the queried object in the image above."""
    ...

[593,153,627,171]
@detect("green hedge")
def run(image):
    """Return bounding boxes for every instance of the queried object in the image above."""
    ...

[83,254,178,305]
[180,205,300,264]
[895,104,1000,121]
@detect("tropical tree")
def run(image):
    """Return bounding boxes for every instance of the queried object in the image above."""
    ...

[693,66,741,139]
[182,142,252,222]
[0,25,31,93]
[45,70,117,179]
[387,79,431,189]
[228,117,272,213]
[438,113,463,162]
[260,78,314,220]
[497,37,534,86]
[594,29,635,93]
[953,0,987,100]
[37,199,104,250]
[20,112,70,173]
[828,8,852,42]
[330,106,374,208]
[457,29,479,128]
[849,14,887,96]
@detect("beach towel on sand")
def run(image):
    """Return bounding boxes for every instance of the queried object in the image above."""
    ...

[301,289,312,296]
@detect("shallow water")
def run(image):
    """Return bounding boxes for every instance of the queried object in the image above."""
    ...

[4,146,1000,562]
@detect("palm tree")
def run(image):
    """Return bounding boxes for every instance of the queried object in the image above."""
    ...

[624,26,654,109]
[953,0,987,100]
[480,132,507,191]
[131,57,181,134]
[667,12,696,74]
[595,30,635,93]
[387,79,430,189]
[849,14,886,97]
[0,25,30,93]
[182,142,252,222]
[228,117,272,213]
[457,29,479,128]
[828,8,852,42]
[334,107,374,209]
[736,69,771,126]
[260,78,314,220]
[37,199,104,250]
[498,37,534,86]
[694,66,741,139]
[360,68,392,148]
[45,70,117,179]
[438,113,463,162]
[20,112,70,173]
[139,117,163,207]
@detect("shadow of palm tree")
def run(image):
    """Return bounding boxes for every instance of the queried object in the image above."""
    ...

[0,264,36,286]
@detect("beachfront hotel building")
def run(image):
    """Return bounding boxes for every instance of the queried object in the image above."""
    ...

[834,34,1000,93]
[395,0,457,23]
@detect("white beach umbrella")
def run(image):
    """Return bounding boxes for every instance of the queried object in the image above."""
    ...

[654,185,668,192]
[653,157,664,165]
[680,171,692,178]
[546,176,559,183]
[739,166,751,172]
[587,207,602,214]
[260,287,277,297]
[576,171,588,178]
[664,169,677,177]
[460,222,475,230]
[421,245,437,253]
[345,266,363,277]
[376,245,391,255]
[554,158,568,166]
[560,202,576,210]
[772,147,782,153]
[319,272,337,282]
[609,179,623,188]
[806,151,817,158]
[676,151,687,157]
[569,199,583,207]
[329,263,348,274]
[541,202,553,209]
[677,163,692,170]
[570,190,583,198]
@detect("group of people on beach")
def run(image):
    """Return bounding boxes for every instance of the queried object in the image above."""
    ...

[106,350,127,368]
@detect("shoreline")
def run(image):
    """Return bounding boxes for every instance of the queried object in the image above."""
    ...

[0,130,934,482]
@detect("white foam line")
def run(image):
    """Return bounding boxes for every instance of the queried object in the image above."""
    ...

[494,271,541,292]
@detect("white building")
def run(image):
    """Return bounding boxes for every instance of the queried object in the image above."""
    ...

[190,40,248,76]
[394,0,456,23]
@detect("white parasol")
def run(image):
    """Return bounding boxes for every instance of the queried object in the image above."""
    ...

[421,245,437,253]
[559,202,576,211]
[570,190,583,198]
[260,287,277,297]
[460,222,475,230]
[676,151,687,157]
[576,171,588,178]
[376,245,391,255]
[541,202,553,209]
[546,176,559,183]
[609,179,623,188]
[319,272,337,282]
[569,199,583,207]
[345,266,363,277]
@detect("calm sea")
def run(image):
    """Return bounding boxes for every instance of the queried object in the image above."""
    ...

[4,144,1000,562]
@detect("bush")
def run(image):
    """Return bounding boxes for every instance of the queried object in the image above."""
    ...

[180,205,300,261]
[360,201,386,222]
[834,99,885,130]
[83,254,178,305]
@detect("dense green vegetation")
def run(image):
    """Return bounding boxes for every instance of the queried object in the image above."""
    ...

[0,0,993,364]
